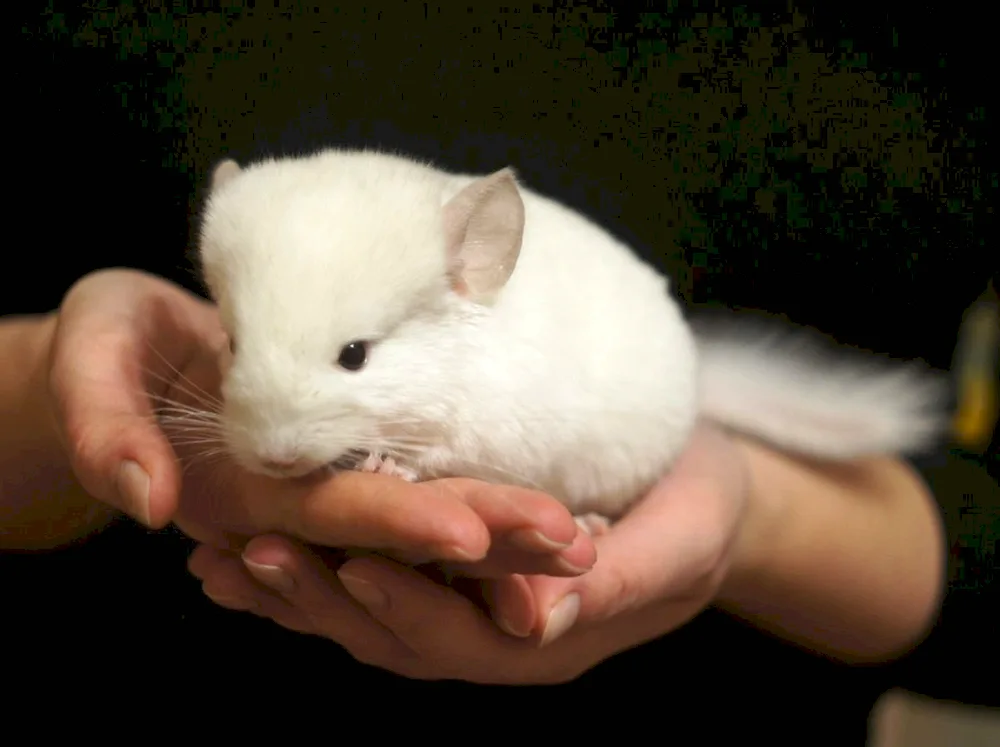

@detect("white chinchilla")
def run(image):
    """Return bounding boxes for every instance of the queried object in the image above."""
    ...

[195,148,947,523]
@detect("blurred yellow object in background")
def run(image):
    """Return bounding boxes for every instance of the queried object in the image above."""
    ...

[951,280,999,452]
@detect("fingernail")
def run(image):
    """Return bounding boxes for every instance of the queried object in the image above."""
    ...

[243,558,296,594]
[540,593,580,647]
[507,528,572,553]
[117,460,151,526]
[497,614,532,638]
[554,557,594,575]
[203,586,257,610]
[338,570,388,611]
[435,543,485,563]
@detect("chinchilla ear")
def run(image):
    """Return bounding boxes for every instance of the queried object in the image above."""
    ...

[210,159,242,192]
[441,167,524,304]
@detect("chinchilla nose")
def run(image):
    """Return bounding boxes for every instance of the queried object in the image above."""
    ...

[255,445,320,477]
[258,455,325,479]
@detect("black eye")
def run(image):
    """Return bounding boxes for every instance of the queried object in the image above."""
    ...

[337,341,369,371]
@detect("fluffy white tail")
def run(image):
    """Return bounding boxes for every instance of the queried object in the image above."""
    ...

[692,314,951,459]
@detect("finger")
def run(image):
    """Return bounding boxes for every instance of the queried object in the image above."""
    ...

[263,475,514,564]
[189,544,314,632]
[434,482,597,576]
[172,387,500,563]
[187,542,221,580]
[456,482,581,552]
[371,480,598,573]
[190,545,269,610]
[437,522,596,579]
[484,574,537,638]
[49,271,222,528]
[240,535,415,668]
[335,555,525,681]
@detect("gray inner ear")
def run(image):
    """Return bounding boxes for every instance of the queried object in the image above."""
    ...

[210,159,242,191]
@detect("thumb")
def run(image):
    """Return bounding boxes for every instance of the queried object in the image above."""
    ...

[513,475,734,647]
[49,323,181,529]
[48,272,219,528]
[510,424,744,646]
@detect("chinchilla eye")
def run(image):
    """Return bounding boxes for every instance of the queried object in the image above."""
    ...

[337,340,369,371]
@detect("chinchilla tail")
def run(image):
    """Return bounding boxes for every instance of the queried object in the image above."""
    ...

[691,313,952,459]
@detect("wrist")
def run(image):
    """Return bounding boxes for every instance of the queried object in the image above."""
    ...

[19,312,62,459]
[712,437,945,663]
[0,313,58,451]
[0,313,114,549]
[715,436,787,608]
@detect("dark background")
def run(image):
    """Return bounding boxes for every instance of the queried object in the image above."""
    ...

[6,0,998,738]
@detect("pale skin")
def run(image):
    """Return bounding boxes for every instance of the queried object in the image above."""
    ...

[1,269,946,683]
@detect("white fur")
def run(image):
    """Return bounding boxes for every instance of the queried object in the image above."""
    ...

[200,149,697,516]
[198,148,947,518]
[692,315,947,459]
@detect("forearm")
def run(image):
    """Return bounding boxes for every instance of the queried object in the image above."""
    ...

[0,314,114,549]
[716,437,946,664]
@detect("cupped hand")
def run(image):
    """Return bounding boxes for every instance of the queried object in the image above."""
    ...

[188,423,751,683]
[47,268,223,528]
[47,268,593,572]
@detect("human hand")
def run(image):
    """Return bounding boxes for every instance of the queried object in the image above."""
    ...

[47,268,594,571]
[46,268,223,528]
[188,423,750,684]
